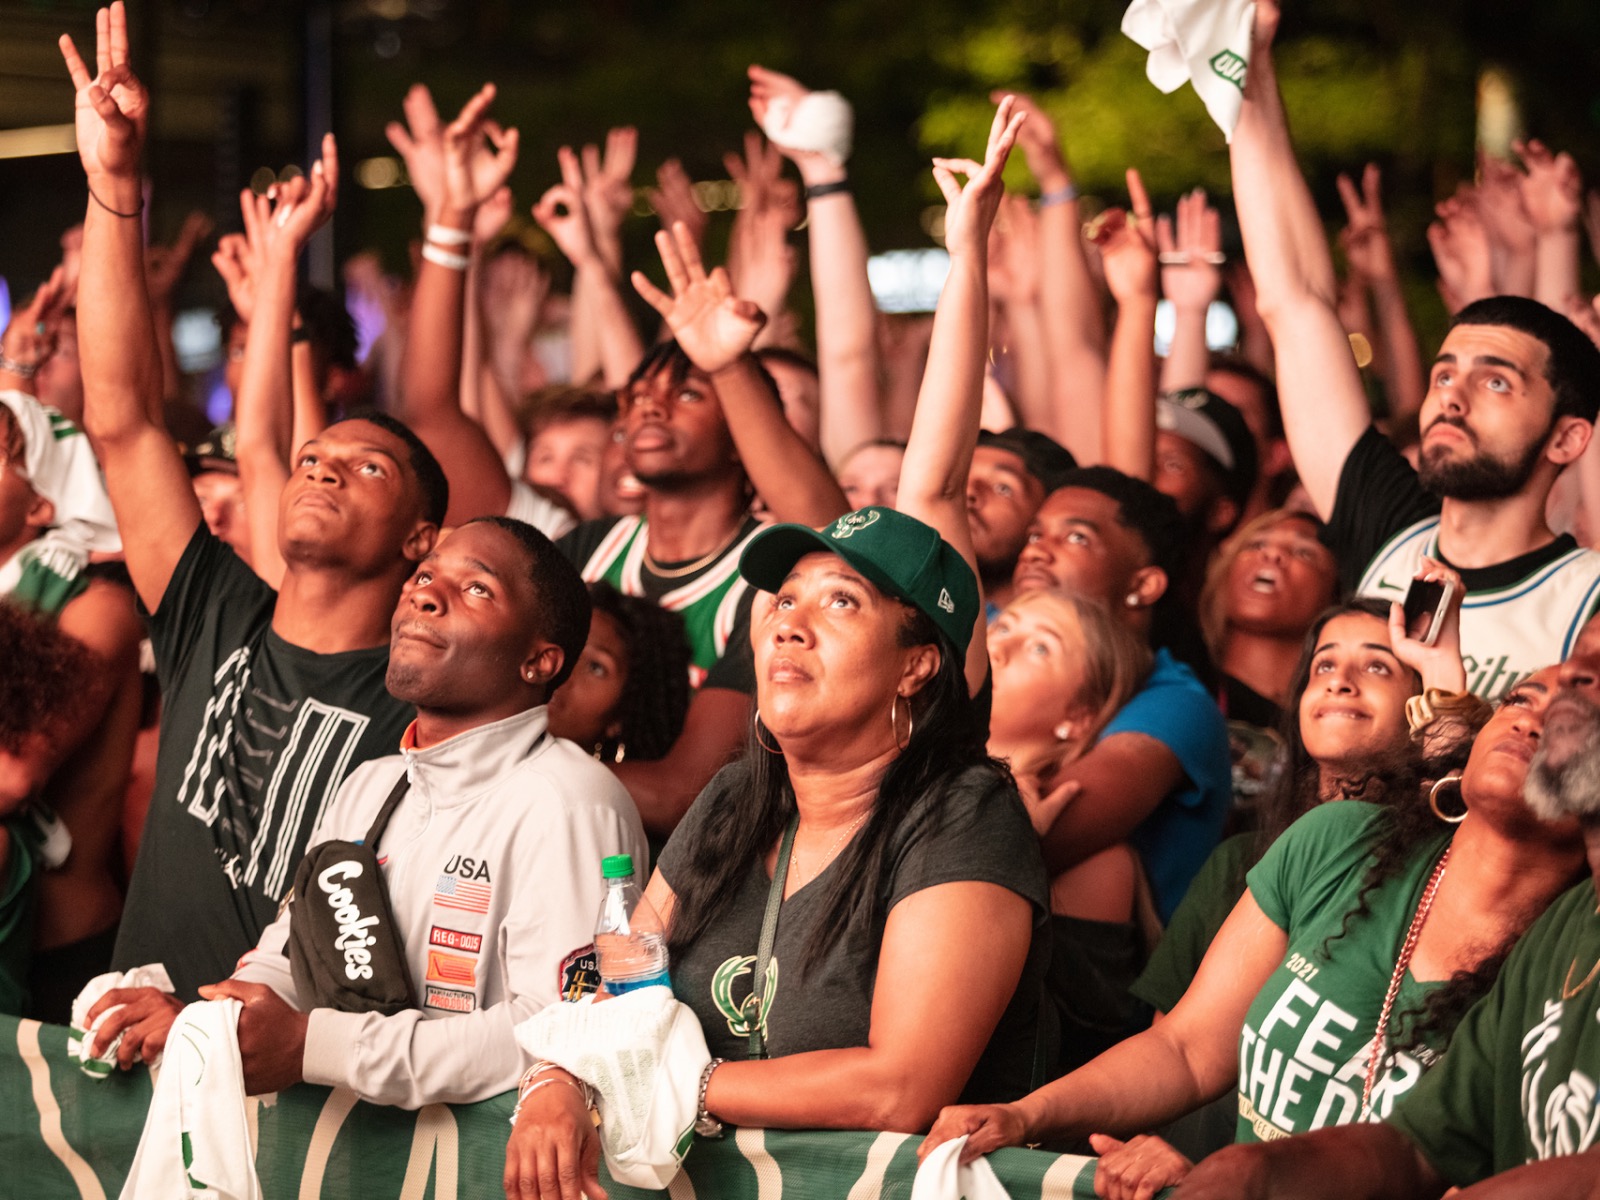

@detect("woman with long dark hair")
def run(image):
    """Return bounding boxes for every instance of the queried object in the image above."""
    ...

[505,97,1048,1198]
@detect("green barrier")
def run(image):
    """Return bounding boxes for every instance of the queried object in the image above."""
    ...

[1,1014,1108,1198]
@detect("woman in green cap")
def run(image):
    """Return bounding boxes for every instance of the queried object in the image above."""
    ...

[506,94,1051,1195]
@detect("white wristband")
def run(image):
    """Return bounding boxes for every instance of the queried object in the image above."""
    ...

[422,243,471,271]
[426,223,472,247]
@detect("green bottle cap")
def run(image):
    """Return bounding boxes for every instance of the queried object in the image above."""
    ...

[601,854,635,879]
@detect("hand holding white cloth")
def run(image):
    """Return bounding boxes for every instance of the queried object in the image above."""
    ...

[759,91,854,168]
[910,1134,1015,1200]
[71,963,175,1078]
[119,999,262,1200]
[1121,0,1256,140]
[514,986,710,1189]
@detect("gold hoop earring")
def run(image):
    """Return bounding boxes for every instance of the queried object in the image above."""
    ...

[1428,774,1468,824]
[891,694,914,751]
[753,709,781,754]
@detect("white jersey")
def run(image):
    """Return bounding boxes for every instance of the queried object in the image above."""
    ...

[1357,516,1600,700]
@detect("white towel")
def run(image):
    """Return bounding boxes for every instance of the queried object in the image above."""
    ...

[759,91,854,168]
[910,1134,1015,1200]
[0,390,120,610]
[71,964,176,1078]
[514,986,709,1189]
[119,999,262,1200]
[1121,0,1256,141]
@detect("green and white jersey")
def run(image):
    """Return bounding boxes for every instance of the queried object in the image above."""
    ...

[562,514,763,691]
[1387,880,1600,1186]
[1357,516,1600,701]
[1237,803,1452,1143]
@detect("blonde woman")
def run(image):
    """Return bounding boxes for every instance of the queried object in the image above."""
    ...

[986,588,1157,1072]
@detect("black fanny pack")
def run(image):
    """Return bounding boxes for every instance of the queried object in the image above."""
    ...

[288,771,417,1015]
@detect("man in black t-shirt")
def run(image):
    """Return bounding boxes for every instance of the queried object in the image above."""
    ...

[1231,0,1600,699]
[67,34,447,1001]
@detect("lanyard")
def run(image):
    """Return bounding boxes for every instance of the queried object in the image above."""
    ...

[746,816,798,1060]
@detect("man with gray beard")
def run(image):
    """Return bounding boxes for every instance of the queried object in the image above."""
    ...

[1173,633,1600,1199]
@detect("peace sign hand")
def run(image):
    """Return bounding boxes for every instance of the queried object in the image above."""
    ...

[631,222,766,375]
[59,2,148,186]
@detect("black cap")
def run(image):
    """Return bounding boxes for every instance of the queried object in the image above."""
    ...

[1156,389,1258,507]
[977,428,1078,494]
[182,423,238,478]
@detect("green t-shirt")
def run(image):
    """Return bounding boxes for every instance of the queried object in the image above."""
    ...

[1237,802,1451,1143]
[1386,880,1600,1186]
[1131,833,1254,1014]
[0,817,42,1016]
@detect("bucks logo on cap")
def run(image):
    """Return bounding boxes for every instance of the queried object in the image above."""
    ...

[830,509,881,539]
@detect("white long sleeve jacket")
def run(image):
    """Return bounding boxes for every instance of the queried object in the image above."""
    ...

[233,705,646,1109]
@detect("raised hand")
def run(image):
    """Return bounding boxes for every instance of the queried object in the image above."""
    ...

[1476,152,1537,258]
[1427,189,1493,312]
[747,64,849,185]
[1513,138,1582,235]
[237,133,340,263]
[579,126,638,268]
[145,210,214,308]
[441,83,519,216]
[1158,187,1224,308]
[1335,164,1396,282]
[1092,169,1159,304]
[934,94,1026,260]
[386,83,447,218]
[632,222,766,374]
[212,233,260,322]
[0,267,69,385]
[59,1,148,189]
[532,147,603,269]
[991,90,1071,192]
[726,132,799,324]
[1388,556,1468,694]
[647,158,707,251]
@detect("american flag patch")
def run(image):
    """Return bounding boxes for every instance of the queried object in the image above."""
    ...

[434,874,491,914]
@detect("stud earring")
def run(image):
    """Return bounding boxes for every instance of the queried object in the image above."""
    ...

[1124,594,1140,608]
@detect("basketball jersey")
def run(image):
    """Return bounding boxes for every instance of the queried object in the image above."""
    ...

[578,515,762,688]
[1356,516,1600,700]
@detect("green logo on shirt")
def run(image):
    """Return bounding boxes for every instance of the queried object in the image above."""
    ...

[711,954,780,1038]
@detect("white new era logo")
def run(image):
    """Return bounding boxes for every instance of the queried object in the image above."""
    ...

[938,588,955,613]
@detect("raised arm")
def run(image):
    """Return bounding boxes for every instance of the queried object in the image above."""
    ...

[229,140,339,589]
[397,82,519,526]
[1338,165,1424,426]
[724,132,801,350]
[1159,188,1224,393]
[62,2,200,612]
[1097,170,1160,482]
[630,222,846,527]
[749,66,883,468]
[1230,0,1368,518]
[896,97,1025,692]
[1004,92,1106,462]
[1514,138,1584,312]
[989,195,1051,424]
[533,147,646,388]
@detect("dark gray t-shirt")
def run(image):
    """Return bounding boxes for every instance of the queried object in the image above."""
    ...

[658,762,1051,1104]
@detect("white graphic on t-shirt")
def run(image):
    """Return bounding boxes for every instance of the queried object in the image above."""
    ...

[1522,998,1600,1160]
[174,647,370,895]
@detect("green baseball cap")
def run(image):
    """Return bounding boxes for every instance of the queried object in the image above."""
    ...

[739,507,979,657]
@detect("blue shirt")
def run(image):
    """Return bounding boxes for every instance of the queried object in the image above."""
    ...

[1101,648,1231,922]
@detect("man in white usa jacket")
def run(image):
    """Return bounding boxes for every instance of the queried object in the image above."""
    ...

[89,517,646,1108]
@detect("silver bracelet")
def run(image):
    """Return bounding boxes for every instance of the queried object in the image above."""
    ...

[694,1057,725,1139]
[0,353,39,379]
[1038,183,1078,208]
[426,222,472,247]
[421,243,471,271]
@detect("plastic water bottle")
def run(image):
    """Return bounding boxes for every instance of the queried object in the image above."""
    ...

[595,854,671,994]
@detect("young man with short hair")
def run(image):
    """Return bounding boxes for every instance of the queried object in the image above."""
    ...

[967,426,1077,616]
[1232,0,1600,701]
[88,518,645,1104]
[62,21,448,997]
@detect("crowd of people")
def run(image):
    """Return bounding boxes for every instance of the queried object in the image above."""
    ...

[5,0,1600,1196]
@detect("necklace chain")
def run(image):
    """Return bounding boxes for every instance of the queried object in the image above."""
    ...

[1361,844,1451,1119]
[790,813,869,887]
[641,522,744,579]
